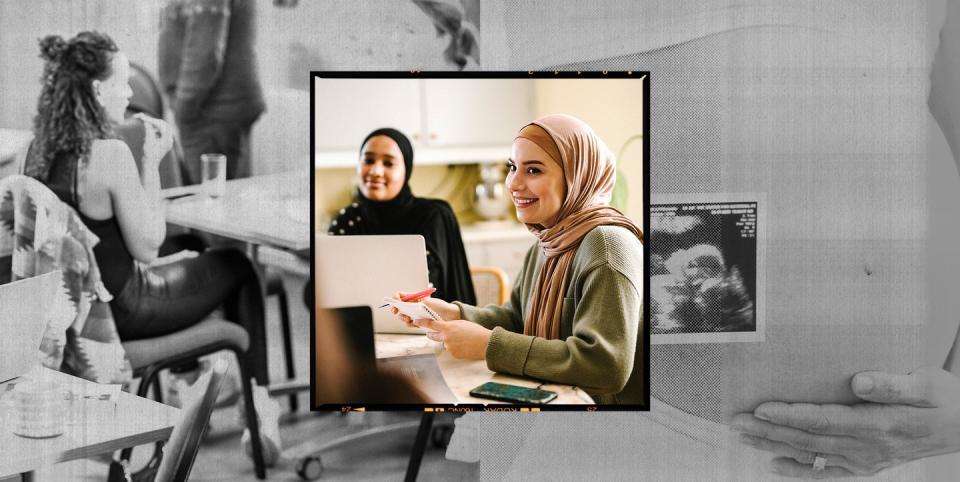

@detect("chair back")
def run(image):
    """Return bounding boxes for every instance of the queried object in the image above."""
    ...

[127,62,164,119]
[118,62,187,198]
[469,266,510,306]
[155,359,228,482]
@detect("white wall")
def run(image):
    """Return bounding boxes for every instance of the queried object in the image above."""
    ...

[534,78,646,222]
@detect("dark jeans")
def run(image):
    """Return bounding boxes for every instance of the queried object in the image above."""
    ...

[112,248,268,384]
[179,118,256,183]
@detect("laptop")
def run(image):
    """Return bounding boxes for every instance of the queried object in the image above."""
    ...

[315,235,430,334]
[0,271,61,383]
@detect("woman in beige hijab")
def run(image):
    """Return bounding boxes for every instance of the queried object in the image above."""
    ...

[396,114,645,404]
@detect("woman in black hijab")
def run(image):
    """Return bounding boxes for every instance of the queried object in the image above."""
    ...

[328,128,476,304]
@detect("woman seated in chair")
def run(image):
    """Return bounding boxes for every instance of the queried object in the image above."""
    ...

[327,127,477,304]
[22,31,268,386]
[394,114,645,405]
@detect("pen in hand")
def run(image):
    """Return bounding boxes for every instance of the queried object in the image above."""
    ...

[401,287,436,302]
[378,287,436,308]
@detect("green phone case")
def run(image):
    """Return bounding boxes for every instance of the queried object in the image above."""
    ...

[469,382,558,404]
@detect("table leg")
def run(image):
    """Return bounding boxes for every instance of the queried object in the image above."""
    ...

[246,243,265,294]
[404,412,435,482]
[246,242,311,407]
[246,242,259,264]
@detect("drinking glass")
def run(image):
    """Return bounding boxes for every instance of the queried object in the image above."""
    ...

[200,153,227,198]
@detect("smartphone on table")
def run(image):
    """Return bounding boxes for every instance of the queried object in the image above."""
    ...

[468,382,558,404]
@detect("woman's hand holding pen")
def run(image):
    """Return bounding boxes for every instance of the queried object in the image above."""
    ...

[390,291,490,359]
[391,290,461,322]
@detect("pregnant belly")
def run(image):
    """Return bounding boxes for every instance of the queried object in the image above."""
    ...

[572,27,960,422]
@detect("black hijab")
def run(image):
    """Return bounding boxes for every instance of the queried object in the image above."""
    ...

[330,128,476,305]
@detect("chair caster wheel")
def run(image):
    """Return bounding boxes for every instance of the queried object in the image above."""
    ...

[297,456,323,480]
[431,424,454,448]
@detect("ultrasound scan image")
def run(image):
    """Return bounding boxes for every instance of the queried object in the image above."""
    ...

[650,200,757,335]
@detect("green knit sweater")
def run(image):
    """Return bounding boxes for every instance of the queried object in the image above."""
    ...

[455,225,645,405]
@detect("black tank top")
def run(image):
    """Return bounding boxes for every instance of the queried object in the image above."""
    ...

[41,149,134,295]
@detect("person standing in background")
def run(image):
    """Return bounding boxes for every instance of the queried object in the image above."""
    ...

[158,0,265,182]
[411,0,480,69]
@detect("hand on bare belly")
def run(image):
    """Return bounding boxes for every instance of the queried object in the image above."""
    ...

[731,366,960,477]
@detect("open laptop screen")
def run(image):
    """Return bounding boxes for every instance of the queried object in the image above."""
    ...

[0,271,61,383]
[315,234,430,334]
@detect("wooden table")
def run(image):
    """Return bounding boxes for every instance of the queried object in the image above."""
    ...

[162,171,310,253]
[0,368,179,480]
[376,334,594,405]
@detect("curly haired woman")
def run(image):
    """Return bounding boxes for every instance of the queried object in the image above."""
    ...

[23,31,269,388]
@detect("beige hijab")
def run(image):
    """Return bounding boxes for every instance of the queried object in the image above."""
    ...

[517,114,644,340]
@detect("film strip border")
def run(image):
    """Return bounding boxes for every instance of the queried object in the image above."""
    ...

[314,404,641,412]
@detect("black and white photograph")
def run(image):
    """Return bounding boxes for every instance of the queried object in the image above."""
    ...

[650,194,763,343]
[0,1,487,481]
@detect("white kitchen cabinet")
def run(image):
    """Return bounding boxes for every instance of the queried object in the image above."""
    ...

[422,79,534,147]
[462,224,537,288]
[313,78,533,168]
[313,78,421,152]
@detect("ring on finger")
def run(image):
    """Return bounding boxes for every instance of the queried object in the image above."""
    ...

[741,434,844,472]
[812,453,827,472]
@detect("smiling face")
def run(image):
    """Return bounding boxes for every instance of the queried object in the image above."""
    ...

[506,137,567,227]
[93,52,132,123]
[358,135,406,201]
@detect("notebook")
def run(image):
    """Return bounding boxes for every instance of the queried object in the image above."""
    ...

[0,271,61,383]
[379,297,442,323]
[315,235,430,334]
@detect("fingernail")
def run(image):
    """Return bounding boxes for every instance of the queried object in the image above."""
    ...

[739,434,757,446]
[853,374,874,394]
[754,409,770,421]
[729,422,745,432]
